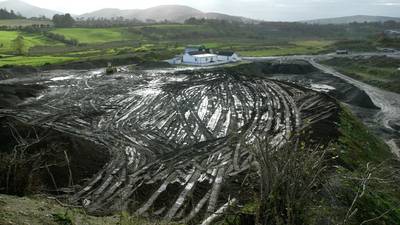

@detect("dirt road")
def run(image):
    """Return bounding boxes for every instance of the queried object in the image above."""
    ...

[309,59,400,155]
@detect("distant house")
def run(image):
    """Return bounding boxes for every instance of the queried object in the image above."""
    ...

[183,51,218,64]
[217,51,241,62]
[167,45,241,66]
[384,30,400,38]
[336,49,349,55]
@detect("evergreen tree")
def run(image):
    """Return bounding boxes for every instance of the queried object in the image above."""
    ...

[12,35,25,55]
[52,13,75,27]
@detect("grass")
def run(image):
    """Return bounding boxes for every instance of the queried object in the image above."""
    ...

[0,55,76,67]
[336,106,393,169]
[51,28,141,44]
[316,106,400,225]
[0,194,181,225]
[238,40,333,57]
[0,19,53,27]
[0,30,62,54]
[321,56,400,93]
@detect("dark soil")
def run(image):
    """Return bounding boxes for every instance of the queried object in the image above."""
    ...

[0,118,110,196]
[271,72,379,110]
[0,84,46,108]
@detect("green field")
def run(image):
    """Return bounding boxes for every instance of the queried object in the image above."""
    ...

[238,40,333,56]
[0,55,76,67]
[51,28,141,44]
[0,30,62,54]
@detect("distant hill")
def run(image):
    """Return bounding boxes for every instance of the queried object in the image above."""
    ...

[0,0,61,18]
[79,5,254,23]
[304,15,400,24]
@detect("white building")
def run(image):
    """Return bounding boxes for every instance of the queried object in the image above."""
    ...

[217,51,241,62]
[167,45,241,66]
[183,51,218,65]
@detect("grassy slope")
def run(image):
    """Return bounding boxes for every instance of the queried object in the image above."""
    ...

[238,40,333,57]
[321,56,400,94]
[51,28,141,44]
[334,107,400,225]
[0,30,62,54]
[0,194,180,225]
[0,55,76,67]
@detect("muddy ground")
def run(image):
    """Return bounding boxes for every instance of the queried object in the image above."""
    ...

[0,61,382,223]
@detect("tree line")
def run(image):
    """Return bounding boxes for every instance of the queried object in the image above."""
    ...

[0,8,24,19]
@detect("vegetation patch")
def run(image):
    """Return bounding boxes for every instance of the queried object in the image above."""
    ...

[0,30,62,54]
[0,55,76,67]
[51,28,140,44]
[321,56,400,93]
[0,194,180,225]
[238,40,333,56]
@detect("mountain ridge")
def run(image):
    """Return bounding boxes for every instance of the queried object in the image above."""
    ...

[0,0,399,24]
[303,15,400,24]
[0,0,61,18]
[78,5,255,23]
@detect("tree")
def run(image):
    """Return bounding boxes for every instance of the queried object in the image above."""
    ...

[0,8,25,19]
[12,35,25,55]
[52,13,75,28]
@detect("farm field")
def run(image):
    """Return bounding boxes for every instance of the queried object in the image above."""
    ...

[51,27,142,44]
[238,40,333,56]
[0,30,62,54]
[0,55,76,67]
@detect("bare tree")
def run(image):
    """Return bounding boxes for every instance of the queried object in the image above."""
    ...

[252,136,329,225]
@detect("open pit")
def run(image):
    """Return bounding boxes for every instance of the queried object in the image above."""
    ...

[0,63,341,222]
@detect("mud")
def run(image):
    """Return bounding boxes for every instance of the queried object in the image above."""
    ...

[270,72,379,109]
[0,84,45,108]
[0,118,110,196]
[0,62,339,222]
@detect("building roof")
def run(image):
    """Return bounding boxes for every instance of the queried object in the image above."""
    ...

[192,53,218,58]
[218,51,235,56]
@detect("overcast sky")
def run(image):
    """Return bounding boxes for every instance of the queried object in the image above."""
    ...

[13,0,400,21]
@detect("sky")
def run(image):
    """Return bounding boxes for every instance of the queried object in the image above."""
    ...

[10,0,400,21]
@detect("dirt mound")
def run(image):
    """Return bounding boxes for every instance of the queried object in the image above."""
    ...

[334,85,379,109]
[0,66,39,80]
[0,64,340,222]
[0,84,45,108]
[263,60,317,74]
[222,61,317,76]
[271,72,379,109]
[0,118,109,196]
